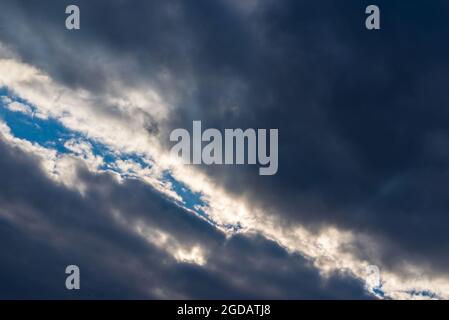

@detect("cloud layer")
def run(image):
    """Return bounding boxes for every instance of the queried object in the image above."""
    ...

[1,0,449,299]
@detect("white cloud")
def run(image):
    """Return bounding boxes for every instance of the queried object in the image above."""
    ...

[6,101,33,115]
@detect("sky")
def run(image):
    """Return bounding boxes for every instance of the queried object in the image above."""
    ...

[0,0,449,300]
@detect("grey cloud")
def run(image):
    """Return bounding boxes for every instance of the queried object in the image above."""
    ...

[0,139,370,299]
[1,0,449,293]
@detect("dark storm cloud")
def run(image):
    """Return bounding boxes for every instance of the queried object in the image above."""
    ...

[0,139,370,299]
[160,0,449,274]
[166,0,449,276]
[1,0,449,287]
